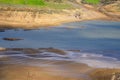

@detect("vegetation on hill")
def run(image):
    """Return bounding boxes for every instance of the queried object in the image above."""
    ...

[0,0,119,9]
[0,0,119,6]
[82,0,118,5]
[83,0,100,4]
[0,0,75,9]
[101,0,118,5]
[0,0,45,5]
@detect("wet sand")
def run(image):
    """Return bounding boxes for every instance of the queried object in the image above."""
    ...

[1,60,120,80]
[0,61,92,80]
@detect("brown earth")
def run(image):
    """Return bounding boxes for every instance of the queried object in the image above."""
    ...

[0,6,108,29]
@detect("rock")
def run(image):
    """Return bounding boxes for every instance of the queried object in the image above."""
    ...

[0,47,6,51]
[3,37,23,41]
[69,50,80,52]
[23,48,40,54]
[0,29,5,32]
[39,47,67,55]
[111,72,120,80]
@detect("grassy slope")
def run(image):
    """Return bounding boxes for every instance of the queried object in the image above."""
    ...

[84,0,100,4]
[0,0,45,5]
[0,0,74,9]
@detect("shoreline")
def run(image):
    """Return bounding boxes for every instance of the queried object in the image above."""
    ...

[0,61,120,80]
[0,63,92,80]
[0,48,120,80]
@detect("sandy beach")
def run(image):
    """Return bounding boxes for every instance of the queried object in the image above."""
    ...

[0,55,92,80]
[0,58,120,80]
[0,48,120,80]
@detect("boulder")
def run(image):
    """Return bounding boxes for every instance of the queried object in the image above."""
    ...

[0,47,6,51]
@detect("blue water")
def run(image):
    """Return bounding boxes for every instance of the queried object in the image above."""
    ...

[0,20,120,68]
[0,20,120,50]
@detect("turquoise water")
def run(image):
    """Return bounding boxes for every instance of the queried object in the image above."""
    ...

[0,20,120,68]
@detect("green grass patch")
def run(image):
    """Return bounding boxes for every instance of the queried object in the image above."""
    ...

[0,0,45,5]
[0,0,74,9]
[84,0,100,4]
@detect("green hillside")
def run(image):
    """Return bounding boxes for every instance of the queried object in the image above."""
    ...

[84,0,100,4]
[0,0,74,9]
[0,0,45,5]
[0,0,118,9]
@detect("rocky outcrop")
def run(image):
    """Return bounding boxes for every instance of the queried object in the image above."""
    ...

[0,47,6,51]
[99,2,120,20]
[3,37,23,41]
[2,48,67,55]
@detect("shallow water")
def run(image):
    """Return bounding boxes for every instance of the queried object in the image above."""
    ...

[0,20,120,50]
[0,20,120,68]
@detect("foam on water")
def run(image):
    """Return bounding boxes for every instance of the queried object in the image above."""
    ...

[66,51,120,68]
[0,50,120,68]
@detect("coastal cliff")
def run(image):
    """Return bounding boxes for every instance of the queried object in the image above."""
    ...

[0,6,107,29]
[0,0,119,29]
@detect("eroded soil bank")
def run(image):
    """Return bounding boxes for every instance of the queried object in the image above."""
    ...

[0,6,108,29]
